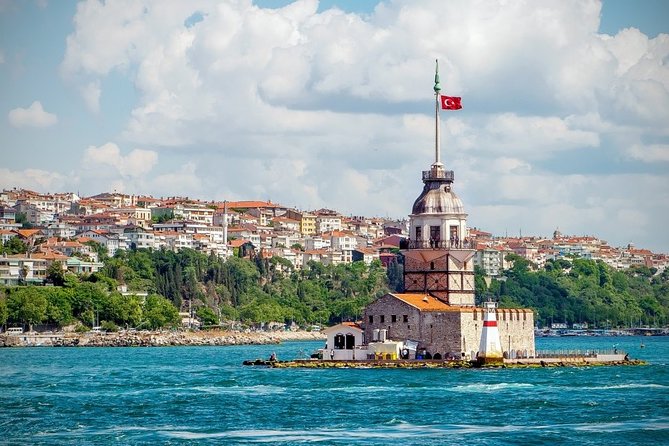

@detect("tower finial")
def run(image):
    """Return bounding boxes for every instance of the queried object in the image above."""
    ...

[434,59,442,166]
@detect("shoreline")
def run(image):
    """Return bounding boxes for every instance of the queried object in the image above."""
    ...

[0,330,326,348]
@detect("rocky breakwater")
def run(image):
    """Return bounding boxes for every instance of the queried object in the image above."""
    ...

[1,330,325,348]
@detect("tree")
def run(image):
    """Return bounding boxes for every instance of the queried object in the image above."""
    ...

[2,237,28,255]
[196,306,219,326]
[386,257,404,292]
[0,298,8,327]
[46,261,66,286]
[45,288,73,326]
[7,287,47,329]
[15,212,33,229]
[142,294,180,329]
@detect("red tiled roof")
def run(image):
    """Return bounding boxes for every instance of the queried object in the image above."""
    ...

[223,200,281,209]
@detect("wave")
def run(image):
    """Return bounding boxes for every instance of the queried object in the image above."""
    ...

[450,382,535,393]
[157,418,669,442]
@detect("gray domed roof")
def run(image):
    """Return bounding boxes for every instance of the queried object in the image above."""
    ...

[412,184,465,215]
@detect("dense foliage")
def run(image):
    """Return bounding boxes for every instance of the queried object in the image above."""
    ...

[477,254,669,328]
[2,246,668,331]
[0,279,179,331]
[1,248,390,330]
[105,248,391,326]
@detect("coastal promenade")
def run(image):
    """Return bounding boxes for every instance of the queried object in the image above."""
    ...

[0,329,325,348]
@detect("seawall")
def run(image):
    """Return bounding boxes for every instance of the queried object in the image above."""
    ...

[0,330,325,347]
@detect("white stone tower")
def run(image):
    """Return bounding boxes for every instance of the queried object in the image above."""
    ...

[401,60,475,305]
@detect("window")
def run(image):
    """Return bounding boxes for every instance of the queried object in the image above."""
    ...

[391,315,397,323]
[415,226,422,240]
[403,315,408,323]
[369,315,373,324]
[380,315,385,323]
[450,226,459,245]
[430,226,440,242]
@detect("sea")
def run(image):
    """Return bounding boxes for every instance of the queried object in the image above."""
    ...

[1,336,668,445]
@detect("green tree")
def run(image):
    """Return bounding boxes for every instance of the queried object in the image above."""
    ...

[45,288,73,326]
[0,297,8,327]
[2,237,28,255]
[142,294,180,329]
[15,212,33,229]
[196,306,219,326]
[7,287,47,329]
[46,261,66,286]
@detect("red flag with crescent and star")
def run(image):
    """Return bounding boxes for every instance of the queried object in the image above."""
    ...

[440,95,462,110]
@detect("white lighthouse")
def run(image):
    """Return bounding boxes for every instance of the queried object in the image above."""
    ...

[478,300,503,364]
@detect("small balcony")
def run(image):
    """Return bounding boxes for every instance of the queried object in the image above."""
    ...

[403,239,473,250]
[422,170,454,182]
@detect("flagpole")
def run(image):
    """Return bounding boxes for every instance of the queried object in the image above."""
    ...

[434,59,442,166]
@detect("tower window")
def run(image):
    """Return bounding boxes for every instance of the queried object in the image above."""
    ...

[380,315,385,323]
[430,226,440,241]
[415,226,422,240]
[403,315,408,323]
[391,315,397,323]
[369,315,373,324]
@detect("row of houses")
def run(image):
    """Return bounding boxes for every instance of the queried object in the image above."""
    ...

[1,189,666,285]
[468,228,669,276]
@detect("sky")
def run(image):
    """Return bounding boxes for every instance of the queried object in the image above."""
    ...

[0,0,668,253]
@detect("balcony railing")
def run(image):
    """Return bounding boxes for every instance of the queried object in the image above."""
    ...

[404,239,473,250]
[422,170,454,181]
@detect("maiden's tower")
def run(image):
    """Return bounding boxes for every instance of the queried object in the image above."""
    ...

[362,62,535,360]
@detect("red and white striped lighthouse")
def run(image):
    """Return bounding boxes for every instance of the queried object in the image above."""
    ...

[478,300,503,365]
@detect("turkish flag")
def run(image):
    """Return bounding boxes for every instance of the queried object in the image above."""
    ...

[441,95,462,110]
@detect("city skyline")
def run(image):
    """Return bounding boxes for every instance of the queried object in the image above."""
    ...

[1,0,668,253]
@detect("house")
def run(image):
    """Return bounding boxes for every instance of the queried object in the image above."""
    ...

[314,209,342,233]
[80,230,126,257]
[352,247,380,265]
[66,257,104,274]
[0,254,47,285]
[321,322,367,361]
[124,226,156,250]
[325,230,358,263]
[285,209,317,235]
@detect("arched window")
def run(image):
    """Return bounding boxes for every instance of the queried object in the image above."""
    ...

[334,334,345,349]
[345,334,355,350]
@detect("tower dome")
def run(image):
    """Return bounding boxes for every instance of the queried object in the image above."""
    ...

[412,183,465,215]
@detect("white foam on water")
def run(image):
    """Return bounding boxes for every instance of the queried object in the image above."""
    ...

[188,384,287,396]
[451,382,535,393]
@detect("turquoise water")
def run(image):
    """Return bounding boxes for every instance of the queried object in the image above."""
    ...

[1,336,668,445]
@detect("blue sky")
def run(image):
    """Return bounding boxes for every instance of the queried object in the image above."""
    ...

[0,0,668,253]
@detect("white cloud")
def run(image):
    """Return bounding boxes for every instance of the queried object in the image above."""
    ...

[82,142,158,178]
[0,168,67,192]
[80,80,101,113]
[7,101,58,128]
[51,0,669,252]
[626,143,669,162]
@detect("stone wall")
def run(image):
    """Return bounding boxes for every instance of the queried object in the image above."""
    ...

[363,294,535,360]
[364,295,421,343]
[460,308,535,359]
